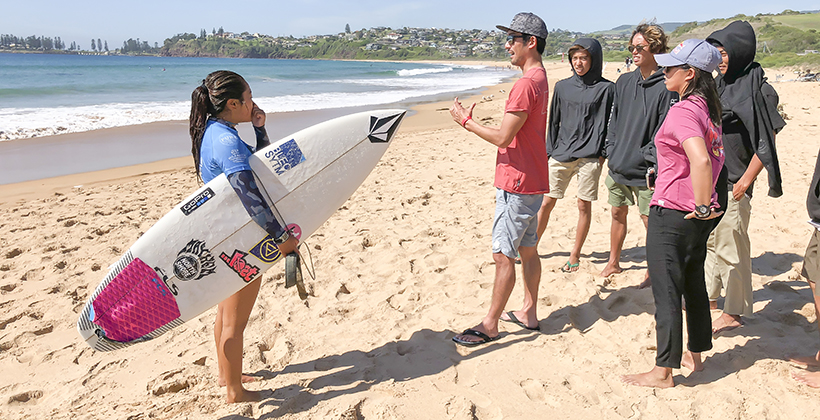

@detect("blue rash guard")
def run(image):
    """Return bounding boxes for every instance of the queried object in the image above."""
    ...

[199,118,286,238]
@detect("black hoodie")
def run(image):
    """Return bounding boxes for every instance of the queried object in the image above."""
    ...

[707,20,786,198]
[809,151,820,223]
[546,38,615,162]
[605,67,678,186]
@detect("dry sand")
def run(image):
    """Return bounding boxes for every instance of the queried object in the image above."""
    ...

[2,61,820,419]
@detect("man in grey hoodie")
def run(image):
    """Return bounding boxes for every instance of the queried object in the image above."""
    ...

[537,38,615,273]
[600,23,678,285]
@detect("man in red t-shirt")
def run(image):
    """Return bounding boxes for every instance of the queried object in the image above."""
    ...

[449,12,550,345]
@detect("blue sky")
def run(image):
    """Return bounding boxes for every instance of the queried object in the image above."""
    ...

[1,1,817,48]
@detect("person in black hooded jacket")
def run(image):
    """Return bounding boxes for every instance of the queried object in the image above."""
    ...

[536,38,615,273]
[600,23,678,284]
[705,21,786,334]
[790,150,820,388]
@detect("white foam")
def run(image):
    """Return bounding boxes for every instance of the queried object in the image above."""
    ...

[0,68,515,142]
[396,67,453,76]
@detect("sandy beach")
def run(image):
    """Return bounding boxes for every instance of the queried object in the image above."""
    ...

[2,60,820,419]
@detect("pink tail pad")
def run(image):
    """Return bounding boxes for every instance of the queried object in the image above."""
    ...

[92,258,181,342]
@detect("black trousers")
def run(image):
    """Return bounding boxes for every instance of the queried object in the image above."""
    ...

[647,205,715,368]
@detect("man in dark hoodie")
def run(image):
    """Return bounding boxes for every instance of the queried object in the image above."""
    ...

[600,23,678,283]
[537,38,615,273]
[705,21,786,334]
[790,150,820,388]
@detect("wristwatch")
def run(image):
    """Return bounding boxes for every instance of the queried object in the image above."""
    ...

[694,205,711,219]
[273,230,290,244]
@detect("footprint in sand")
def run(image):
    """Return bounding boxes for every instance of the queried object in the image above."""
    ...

[7,390,43,404]
[520,378,546,402]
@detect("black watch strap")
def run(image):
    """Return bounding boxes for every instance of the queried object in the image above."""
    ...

[273,230,290,244]
[695,204,711,219]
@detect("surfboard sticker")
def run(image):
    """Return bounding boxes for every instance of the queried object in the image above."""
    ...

[264,139,306,175]
[180,187,215,216]
[172,239,216,282]
[249,236,284,264]
[368,112,404,143]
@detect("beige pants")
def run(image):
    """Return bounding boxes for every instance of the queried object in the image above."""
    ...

[705,193,753,316]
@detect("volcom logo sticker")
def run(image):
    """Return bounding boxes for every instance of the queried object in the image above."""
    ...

[368,112,405,143]
[264,139,305,175]
[219,250,260,283]
[173,239,216,281]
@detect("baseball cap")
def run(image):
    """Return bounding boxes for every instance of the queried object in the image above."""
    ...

[496,12,548,40]
[654,39,722,72]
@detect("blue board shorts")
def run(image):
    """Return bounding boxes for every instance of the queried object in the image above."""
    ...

[492,188,543,258]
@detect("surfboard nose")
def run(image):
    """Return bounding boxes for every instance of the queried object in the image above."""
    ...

[367,110,406,143]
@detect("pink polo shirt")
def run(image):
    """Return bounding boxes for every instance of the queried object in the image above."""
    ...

[494,66,550,195]
[650,95,724,212]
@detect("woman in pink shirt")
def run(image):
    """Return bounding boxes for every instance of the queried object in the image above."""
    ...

[622,39,725,388]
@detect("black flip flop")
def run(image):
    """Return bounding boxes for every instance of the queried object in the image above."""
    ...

[452,328,499,346]
[501,311,540,331]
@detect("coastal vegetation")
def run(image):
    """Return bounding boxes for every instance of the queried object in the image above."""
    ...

[2,9,819,65]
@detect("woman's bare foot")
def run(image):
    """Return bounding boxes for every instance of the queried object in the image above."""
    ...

[600,263,622,278]
[621,365,674,388]
[788,351,820,367]
[219,374,260,387]
[709,300,718,310]
[712,313,743,334]
[638,273,651,289]
[792,371,820,388]
[226,387,265,403]
[681,351,703,372]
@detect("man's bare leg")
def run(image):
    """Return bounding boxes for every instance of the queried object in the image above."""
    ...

[564,199,592,272]
[454,251,516,344]
[601,205,628,277]
[790,282,820,367]
[535,196,557,250]
[504,245,541,327]
[621,365,674,388]
[681,351,703,372]
[637,214,652,289]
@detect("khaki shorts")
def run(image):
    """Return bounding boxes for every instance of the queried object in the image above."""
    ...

[803,229,820,296]
[605,174,653,216]
[546,157,602,201]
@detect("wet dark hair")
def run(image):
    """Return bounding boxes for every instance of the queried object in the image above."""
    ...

[189,70,248,181]
[680,66,723,127]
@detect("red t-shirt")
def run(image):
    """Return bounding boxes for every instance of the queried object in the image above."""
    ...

[651,95,724,212]
[495,66,550,194]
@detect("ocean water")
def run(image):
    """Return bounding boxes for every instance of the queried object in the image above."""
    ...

[0,53,516,141]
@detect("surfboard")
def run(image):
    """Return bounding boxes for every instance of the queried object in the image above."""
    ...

[77,109,406,351]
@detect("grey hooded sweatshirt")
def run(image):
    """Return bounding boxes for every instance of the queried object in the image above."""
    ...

[546,38,615,162]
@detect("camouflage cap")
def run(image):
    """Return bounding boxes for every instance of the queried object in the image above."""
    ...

[496,12,548,40]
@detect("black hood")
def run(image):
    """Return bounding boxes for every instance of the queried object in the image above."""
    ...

[570,38,603,85]
[707,20,756,83]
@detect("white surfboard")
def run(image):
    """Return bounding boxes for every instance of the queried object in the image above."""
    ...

[77,109,406,351]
